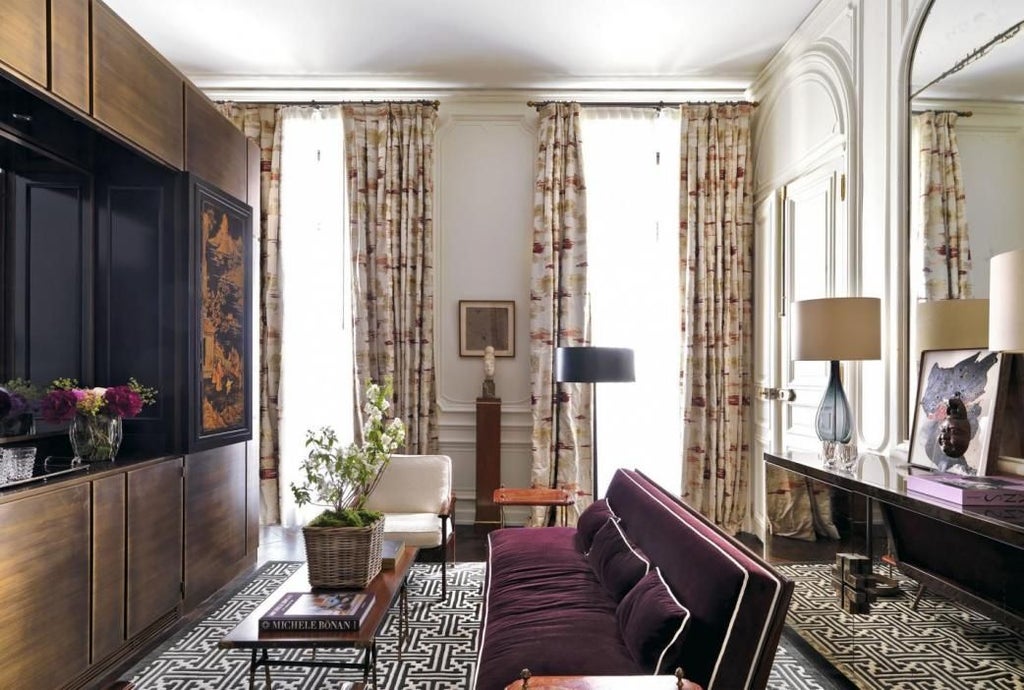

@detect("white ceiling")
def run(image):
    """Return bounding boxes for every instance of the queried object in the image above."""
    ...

[102,0,820,95]
[912,0,1024,102]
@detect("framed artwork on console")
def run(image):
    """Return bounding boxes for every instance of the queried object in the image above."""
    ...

[187,177,253,451]
[909,348,1005,475]
[459,300,515,357]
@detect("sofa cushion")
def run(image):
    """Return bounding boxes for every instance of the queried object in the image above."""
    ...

[588,517,649,601]
[617,567,691,674]
[574,498,615,553]
[475,527,641,690]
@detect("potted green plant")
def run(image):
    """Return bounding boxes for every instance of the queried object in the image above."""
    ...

[291,377,405,588]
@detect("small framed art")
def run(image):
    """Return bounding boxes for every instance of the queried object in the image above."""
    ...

[908,348,1004,475]
[459,300,515,357]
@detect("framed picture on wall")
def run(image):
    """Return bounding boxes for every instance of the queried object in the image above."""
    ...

[187,176,253,451]
[908,348,1005,475]
[459,300,515,357]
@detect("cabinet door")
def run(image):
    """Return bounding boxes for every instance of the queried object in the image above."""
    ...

[92,0,184,168]
[50,0,91,111]
[0,0,47,86]
[184,444,247,608]
[0,484,91,688]
[92,474,127,662]
[127,457,183,637]
[185,83,247,200]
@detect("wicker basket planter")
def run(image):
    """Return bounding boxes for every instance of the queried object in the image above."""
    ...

[302,517,384,589]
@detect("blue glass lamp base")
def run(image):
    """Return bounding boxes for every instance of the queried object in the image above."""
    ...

[816,360,857,470]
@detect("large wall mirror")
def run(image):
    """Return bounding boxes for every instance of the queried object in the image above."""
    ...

[907,0,1024,437]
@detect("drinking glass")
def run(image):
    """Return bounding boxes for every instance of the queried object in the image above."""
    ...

[5,446,36,481]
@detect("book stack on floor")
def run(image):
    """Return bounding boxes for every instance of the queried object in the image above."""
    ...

[381,539,404,569]
[259,591,375,632]
[906,472,1024,506]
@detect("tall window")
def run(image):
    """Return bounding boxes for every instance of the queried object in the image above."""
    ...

[276,106,353,526]
[581,107,682,495]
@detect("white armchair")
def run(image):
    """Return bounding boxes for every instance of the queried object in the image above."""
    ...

[364,454,456,598]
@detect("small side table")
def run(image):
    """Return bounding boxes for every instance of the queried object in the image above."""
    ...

[493,487,575,527]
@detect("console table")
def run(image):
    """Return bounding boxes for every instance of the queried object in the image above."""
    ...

[764,450,1024,628]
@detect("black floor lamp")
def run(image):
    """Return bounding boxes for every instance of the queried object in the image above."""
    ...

[554,346,635,499]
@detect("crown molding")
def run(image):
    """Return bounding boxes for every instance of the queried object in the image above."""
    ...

[192,75,753,104]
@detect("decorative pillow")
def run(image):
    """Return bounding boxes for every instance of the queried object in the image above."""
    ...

[617,568,691,674]
[587,517,649,600]
[574,498,615,553]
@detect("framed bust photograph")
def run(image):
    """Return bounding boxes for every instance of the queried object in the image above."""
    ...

[459,300,515,357]
[908,348,1005,476]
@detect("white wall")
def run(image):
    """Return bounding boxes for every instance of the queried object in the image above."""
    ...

[434,99,539,525]
[747,0,931,534]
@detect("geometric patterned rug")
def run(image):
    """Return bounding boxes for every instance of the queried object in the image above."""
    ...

[777,562,1024,690]
[123,561,850,689]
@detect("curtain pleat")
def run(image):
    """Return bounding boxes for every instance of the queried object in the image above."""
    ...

[218,103,284,524]
[679,103,753,535]
[343,103,438,453]
[915,111,973,300]
[529,103,592,524]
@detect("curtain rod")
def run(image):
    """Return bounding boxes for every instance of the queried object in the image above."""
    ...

[911,19,1024,99]
[217,99,440,108]
[911,109,973,117]
[526,99,758,110]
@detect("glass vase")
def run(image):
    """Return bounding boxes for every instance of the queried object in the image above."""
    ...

[70,413,123,462]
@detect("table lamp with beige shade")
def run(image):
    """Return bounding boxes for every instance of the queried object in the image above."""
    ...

[915,298,989,355]
[989,250,1024,467]
[791,297,881,467]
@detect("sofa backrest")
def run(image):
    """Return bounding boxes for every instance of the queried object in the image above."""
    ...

[605,469,793,690]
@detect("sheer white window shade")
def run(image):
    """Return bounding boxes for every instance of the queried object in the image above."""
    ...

[277,105,354,527]
[580,107,682,497]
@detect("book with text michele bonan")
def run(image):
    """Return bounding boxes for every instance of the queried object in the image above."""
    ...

[259,591,375,632]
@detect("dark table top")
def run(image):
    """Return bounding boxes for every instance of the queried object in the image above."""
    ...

[764,450,1024,549]
[219,545,419,649]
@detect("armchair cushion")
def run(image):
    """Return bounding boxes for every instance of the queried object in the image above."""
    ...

[364,454,452,515]
[379,512,444,549]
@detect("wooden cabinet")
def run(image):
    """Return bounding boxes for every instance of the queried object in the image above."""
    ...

[92,473,127,662]
[0,0,47,86]
[92,0,184,169]
[51,0,91,111]
[0,483,91,688]
[185,83,248,200]
[184,444,247,608]
[127,457,184,636]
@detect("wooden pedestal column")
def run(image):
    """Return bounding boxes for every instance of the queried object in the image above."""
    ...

[476,397,502,529]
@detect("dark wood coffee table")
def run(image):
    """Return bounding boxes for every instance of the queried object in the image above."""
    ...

[219,546,419,689]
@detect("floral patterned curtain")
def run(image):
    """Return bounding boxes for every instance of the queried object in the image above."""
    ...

[679,103,753,535]
[529,102,591,523]
[217,103,283,524]
[343,103,438,454]
[915,111,972,300]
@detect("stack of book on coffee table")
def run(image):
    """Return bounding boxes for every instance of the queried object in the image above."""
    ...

[259,590,375,632]
[906,472,1024,506]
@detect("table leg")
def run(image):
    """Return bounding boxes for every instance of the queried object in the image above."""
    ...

[262,649,271,689]
[399,581,408,663]
[248,649,257,690]
[371,642,378,689]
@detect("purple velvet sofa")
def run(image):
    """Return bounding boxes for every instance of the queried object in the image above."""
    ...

[472,469,793,690]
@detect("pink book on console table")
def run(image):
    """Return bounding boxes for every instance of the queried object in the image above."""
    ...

[906,473,1024,506]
